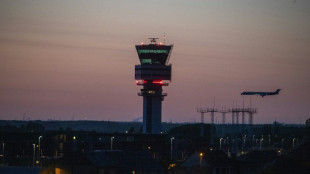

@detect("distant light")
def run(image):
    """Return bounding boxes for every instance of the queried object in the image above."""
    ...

[141,42,144,45]
[36,160,39,164]
[200,153,203,157]
[168,163,176,169]
[148,146,151,150]
[73,136,76,140]
[159,42,162,45]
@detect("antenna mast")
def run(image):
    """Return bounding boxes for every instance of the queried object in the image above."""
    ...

[148,38,159,44]
[163,32,166,45]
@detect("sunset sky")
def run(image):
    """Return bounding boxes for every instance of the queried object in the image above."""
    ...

[1,0,309,123]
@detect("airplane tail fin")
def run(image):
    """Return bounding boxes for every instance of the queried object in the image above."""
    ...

[275,89,281,94]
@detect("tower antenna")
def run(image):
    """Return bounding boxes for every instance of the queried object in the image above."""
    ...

[163,32,166,45]
[148,38,159,44]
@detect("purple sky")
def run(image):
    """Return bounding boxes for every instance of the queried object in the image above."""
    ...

[1,0,309,123]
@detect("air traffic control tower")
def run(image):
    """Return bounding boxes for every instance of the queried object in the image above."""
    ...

[135,38,173,134]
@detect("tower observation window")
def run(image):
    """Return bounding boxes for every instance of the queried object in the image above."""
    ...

[137,50,169,54]
[141,59,152,64]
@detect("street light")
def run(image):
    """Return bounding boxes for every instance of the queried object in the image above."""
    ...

[2,143,4,164]
[33,144,36,167]
[111,137,114,150]
[252,135,255,150]
[219,138,223,151]
[243,135,246,150]
[199,153,203,168]
[293,138,296,149]
[38,136,42,164]
[260,139,263,150]
[170,137,174,161]
[231,138,234,152]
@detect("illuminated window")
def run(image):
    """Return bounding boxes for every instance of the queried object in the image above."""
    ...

[138,49,169,54]
[141,59,152,64]
[147,90,155,94]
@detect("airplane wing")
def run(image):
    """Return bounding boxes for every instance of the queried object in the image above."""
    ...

[258,93,266,97]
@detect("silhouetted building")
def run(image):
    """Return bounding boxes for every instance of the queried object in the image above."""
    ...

[52,150,163,174]
[178,151,232,174]
[0,166,40,174]
[237,150,277,174]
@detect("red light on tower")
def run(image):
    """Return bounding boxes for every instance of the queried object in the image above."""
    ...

[152,80,163,84]
[136,80,148,85]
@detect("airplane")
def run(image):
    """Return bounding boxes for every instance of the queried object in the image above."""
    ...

[241,89,281,97]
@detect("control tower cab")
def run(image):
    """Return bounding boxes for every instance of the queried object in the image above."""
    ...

[135,38,173,134]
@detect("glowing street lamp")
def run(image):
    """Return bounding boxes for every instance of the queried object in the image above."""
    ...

[170,137,174,160]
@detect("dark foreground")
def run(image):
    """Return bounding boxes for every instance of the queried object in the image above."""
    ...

[0,120,309,174]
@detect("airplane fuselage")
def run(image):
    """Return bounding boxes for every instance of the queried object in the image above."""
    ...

[241,89,281,97]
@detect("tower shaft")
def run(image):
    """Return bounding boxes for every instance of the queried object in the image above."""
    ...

[139,83,165,134]
[143,95,162,133]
